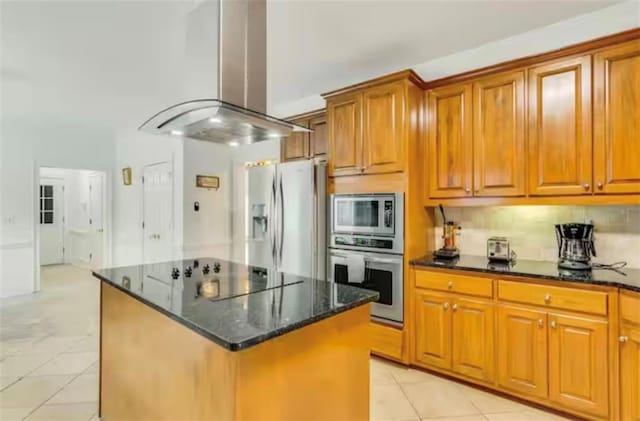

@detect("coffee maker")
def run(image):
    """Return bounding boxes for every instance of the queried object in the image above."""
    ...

[555,223,596,270]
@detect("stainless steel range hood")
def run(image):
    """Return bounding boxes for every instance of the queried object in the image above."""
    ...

[139,0,308,145]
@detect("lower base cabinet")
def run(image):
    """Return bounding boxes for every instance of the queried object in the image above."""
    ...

[620,325,640,421]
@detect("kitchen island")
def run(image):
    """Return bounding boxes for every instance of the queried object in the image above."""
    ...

[93,258,378,421]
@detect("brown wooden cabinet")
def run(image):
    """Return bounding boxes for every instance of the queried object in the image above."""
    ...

[528,56,593,196]
[327,93,362,176]
[620,325,640,421]
[451,298,495,382]
[497,305,548,399]
[548,313,609,418]
[473,70,526,197]
[309,115,327,157]
[426,83,473,198]
[282,119,310,161]
[594,40,640,194]
[414,291,451,370]
[281,112,328,162]
[362,81,405,175]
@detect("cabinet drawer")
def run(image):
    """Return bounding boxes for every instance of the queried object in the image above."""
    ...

[415,270,493,298]
[620,292,640,325]
[498,280,608,316]
[370,321,404,360]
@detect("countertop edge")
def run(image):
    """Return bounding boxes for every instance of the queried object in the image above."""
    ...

[409,260,640,293]
[93,271,379,352]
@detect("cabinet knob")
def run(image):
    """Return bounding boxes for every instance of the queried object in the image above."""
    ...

[475,189,480,194]
[537,319,544,328]
[619,336,629,343]
[447,281,454,289]
[465,188,471,194]
[443,302,449,310]
[597,182,603,190]
[544,294,551,303]
[550,320,557,329]
[583,183,590,191]
[452,303,458,311]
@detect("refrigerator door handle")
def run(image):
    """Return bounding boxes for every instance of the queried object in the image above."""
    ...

[278,174,285,265]
[270,176,277,263]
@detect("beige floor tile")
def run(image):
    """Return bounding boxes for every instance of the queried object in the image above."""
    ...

[63,336,98,353]
[83,362,99,375]
[0,375,73,408]
[88,413,99,420]
[391,367,441,385]
[0,377,20,391]
[29,352,97,376]
[401,379,480,419]
[0,406,34,421]
[22,336,88,355]
[458,384,531,414]
[0,354,52,378]
[371,383,419,420]
[484,410,572,421]
[421,416,487,421]
[371,363,396,386]
[48,373,98,404]
[25,402,97,420]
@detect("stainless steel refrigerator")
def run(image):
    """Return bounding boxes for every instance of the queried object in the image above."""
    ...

[246,159,326,279]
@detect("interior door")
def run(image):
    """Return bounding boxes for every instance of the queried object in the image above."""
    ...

[593,40,640,194]
[414,290,452,370]
[497,305,548,399]
[276,160,314,277]
[362,81,405,174]
[39,178,65,265]
[327,92,362,176]
[452,298,495,383]
[528,56,592,196]
[426,83,473,198]
[89,173,104,269]
[620,325,640,421]
[473,70,526,197]
[143,162,174,266]
[548,313,609,418]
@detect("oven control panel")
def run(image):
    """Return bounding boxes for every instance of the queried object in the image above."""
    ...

[334,236,393,250]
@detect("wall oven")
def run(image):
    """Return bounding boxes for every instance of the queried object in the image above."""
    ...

[328,248,403,324]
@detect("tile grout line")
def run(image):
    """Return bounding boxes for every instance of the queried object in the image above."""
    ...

[20,363,85,420]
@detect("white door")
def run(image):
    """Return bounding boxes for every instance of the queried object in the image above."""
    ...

[88,173,105,269]
[40,178,65,265]
[143,162,173,265]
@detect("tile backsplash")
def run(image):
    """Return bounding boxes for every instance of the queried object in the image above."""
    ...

[433,206,640,268]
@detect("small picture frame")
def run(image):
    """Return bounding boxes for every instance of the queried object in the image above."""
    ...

[122,167,132,186]
[196,175,220,190]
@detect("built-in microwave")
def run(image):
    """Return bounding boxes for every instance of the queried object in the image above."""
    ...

[329,193,404,254]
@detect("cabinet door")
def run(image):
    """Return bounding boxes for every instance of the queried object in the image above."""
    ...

[414,291,452,370]
[309,115,327,157]
[497,305,548,398]
[362,81,405,174]
[548,313,609,418]
[528,56,592,196]
[281,119,309,161]
[426,84,473,198]
[451,298,495,383]
[473,71,526,197]
[594,40,640,194]
[327,93,362,176]
[620,325,640,421]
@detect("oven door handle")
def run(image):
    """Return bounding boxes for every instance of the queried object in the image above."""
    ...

[330,253,400,265]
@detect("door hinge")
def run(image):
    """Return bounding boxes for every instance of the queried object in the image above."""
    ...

[89,253,93,260]
[142,176,145,184]
[89,218,92,225]
[142,221,145,229]
[89,185,92,192]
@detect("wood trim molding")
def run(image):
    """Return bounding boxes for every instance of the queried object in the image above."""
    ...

[322,69,423,98]
[424,194,640,207]
[285,108,325,121]
[423,28,640,89]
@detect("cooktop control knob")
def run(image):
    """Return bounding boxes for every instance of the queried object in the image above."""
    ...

[193,259,199,268]
[213,262,221,273]
[184,266,193,278]
[171,268,180,280]
[202,264,210,275]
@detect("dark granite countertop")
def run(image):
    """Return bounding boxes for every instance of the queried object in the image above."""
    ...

[93,258,378,351]
[410,254,640,292]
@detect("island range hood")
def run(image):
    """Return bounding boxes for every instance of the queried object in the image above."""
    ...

[139,0,308,146]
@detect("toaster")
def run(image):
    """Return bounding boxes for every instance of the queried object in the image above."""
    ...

[487,237,512,262]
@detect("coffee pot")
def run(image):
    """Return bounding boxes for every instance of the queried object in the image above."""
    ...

[555,223,596,270]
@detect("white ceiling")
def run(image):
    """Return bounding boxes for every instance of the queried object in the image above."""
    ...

[0,0,629,133]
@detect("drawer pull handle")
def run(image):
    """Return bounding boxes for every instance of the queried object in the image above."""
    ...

[443,302,449,310]
[452,304,458,311]
[550,320,557,329]
[544,294,551,303]
[619,336,629,343]
[537,319,544,328]
[447,281,454,289]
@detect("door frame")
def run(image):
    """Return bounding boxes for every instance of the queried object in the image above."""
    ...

[33,164,112,292]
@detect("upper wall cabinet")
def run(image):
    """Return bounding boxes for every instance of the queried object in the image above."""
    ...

[473,71,526,197]
[426,83,473,198]
[362,81,406,175]
[309,115,328,157]
[593,40,640,194]
[324,72,421,178]
[281,118,310,161]
[281,112,327,163]
[528,56,592,196]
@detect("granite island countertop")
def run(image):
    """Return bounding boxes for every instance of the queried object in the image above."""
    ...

[93,258,379,351]
[411,254,640,292]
